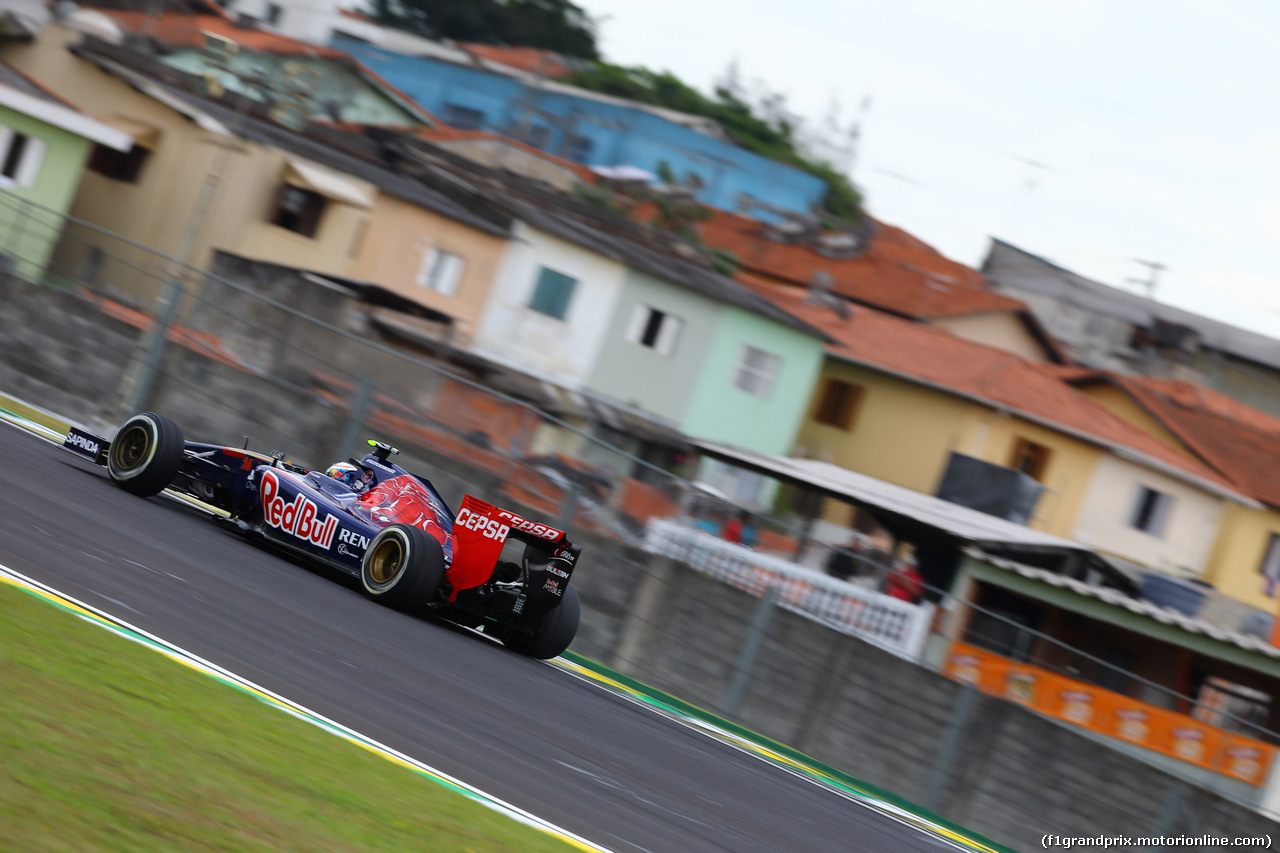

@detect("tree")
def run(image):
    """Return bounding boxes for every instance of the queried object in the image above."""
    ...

[371,0,600,61]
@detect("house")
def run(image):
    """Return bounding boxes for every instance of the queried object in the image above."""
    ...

[687,207,1067,364]
[983,238,1280,417]
[940,549,1280,809]
[1064,370,1280,616]
[425,162,832,481]
[744,279,1257,592]
[93,10,433,127]
[0,26,512,344]
[0,58,131,278]
[327,36,831,220]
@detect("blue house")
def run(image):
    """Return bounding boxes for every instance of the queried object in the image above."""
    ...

[332,37,827,219]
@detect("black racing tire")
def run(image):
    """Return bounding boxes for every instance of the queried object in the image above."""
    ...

[502,586,580,660]
[107,412,185,497]
[361,523,446,610]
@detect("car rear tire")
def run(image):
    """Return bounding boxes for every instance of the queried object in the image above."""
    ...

[361,524,445,610]
[502,586,580,660]
[107,412,185,497]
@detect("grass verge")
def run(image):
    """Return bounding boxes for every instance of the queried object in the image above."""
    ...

[0,581,576,852]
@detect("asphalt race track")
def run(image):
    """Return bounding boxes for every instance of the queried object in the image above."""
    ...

[1,422,962,852]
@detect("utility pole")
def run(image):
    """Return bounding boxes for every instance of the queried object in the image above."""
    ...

[1128,259,1167,300]
[117,35,308,418]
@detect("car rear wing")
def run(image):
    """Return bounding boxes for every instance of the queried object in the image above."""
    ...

[63,426,109,465]
[449,494,576,592]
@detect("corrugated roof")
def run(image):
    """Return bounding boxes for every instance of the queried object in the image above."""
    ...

[0,59,75,108]
[972,548,1280,661]
[695,441,1092,554]
[741,279,1248,499]
[985,239,1280,372]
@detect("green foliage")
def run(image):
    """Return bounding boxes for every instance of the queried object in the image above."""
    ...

[372,0,600,61]
[567,63,863,223]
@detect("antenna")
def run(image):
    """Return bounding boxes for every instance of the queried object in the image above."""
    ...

[1127,259,1166,299]
[1007,153,1055,238]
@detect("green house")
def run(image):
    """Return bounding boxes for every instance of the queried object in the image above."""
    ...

[0,60,130,279]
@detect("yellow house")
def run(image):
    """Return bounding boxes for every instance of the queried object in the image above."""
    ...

[1065,371,1280,614]
[745,281,1255,585]
[1,23,512,345]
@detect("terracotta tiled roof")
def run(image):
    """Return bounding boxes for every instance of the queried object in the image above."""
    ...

[415,125,598,182]
[1072,372,1280,508]
[742,279,1239,493]
[692,207,1026,320]
[458,44,570,78]
[98,12,349,56]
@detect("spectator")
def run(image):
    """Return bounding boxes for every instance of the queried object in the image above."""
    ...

[693,513,722,535]
[722,510,757,548]
[824,537,859,580]
[885,556,926,604]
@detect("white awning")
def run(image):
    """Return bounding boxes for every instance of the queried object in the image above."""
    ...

[284,158,373,209]
[695,441,1090,554]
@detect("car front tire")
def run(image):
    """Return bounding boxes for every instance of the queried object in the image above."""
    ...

[107,412,185,497]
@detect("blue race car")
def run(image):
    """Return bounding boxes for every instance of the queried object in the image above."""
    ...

[64,411,581,659]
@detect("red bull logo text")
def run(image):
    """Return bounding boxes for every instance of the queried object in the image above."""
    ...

[261,471,339,550]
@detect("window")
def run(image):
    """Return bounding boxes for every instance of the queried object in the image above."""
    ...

[528,266,577,320]
[734,346,780,398]
[271,185,326,238]
[516,124,550,149]
[1008,437,1052,482]
[88,143,150,183]
[264,2,283,25]
[813,379,863,430]
[625,305,681,355]
[1129,485,1172,536]
[0,127,45,188]
[566,134,593,163]
[1259,533,1280,596]
[441,103,485,130]
[417,248,465,297]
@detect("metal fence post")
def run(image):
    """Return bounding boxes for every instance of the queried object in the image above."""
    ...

[337,375,375,458]
[723,587,779,720]
[1142,785,1185,852]
[120,273,184,417]
[923,679,976,814]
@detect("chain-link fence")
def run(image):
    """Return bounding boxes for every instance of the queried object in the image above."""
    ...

[3,188,1279,850]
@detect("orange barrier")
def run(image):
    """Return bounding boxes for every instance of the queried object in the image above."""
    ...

[945,642,1274,785]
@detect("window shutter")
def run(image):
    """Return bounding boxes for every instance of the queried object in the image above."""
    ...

[625,305,648,344]
[655,314,681,355]
[436,252,464,297]
[416,247,438,289]
[1150,493,1173,538]
[19,136,47,188]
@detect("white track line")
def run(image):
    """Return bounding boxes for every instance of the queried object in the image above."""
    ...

[0,562,612,853]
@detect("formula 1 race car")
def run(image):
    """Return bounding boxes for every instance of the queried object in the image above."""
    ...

[63,412,581,659]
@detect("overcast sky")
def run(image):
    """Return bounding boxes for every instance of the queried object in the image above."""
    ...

[576,0,1280,339]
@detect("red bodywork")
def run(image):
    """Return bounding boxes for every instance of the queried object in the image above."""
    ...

[448,495,566,600]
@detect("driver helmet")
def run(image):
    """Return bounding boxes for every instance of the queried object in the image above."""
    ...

[325,462,365,490]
